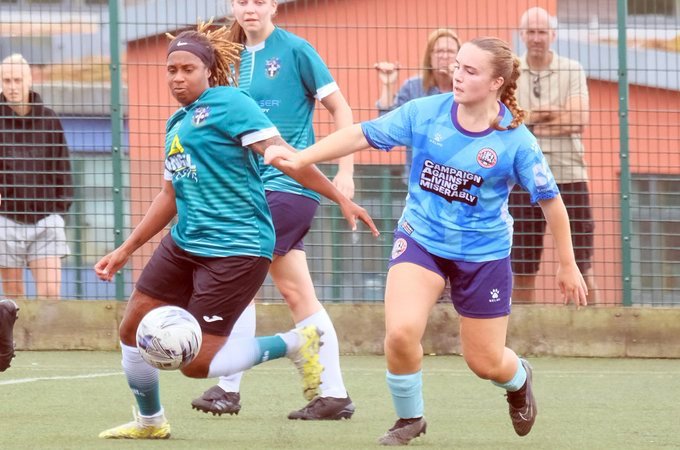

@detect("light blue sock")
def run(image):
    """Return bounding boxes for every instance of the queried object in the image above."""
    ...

[386,370,424,419]
[121,343,161,416]
[492,357,527,392]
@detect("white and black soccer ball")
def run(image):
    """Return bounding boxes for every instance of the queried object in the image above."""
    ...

[136,306,203,370]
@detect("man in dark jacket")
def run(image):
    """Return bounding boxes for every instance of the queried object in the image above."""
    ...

[0,53,73,299]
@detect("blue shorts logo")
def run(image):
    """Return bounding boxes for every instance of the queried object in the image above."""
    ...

[391,238,408,260]
[265,58,281,79]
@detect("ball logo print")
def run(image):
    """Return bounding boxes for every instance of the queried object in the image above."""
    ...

[136,306,203,370]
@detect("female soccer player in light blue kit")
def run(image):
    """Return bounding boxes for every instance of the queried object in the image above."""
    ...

[94,22,377,440]
[266,37,588,445]
[192,0,357,421]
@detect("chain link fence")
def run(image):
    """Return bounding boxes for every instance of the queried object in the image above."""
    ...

[0,0,678,305]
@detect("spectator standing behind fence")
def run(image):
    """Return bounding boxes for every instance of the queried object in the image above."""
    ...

[0,54,72,300]
[510,7,598,304]
[374,29,460,181]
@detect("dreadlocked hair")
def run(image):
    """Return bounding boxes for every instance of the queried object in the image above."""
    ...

[166,19,243,87]
[469,37,526,130]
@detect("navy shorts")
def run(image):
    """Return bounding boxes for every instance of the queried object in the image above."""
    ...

[266,190,318,256]
[509,182,595,274]
[135,234,270,336]
[388,231,512,318]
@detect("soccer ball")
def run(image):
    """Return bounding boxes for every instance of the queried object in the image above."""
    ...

[136,306,203,370]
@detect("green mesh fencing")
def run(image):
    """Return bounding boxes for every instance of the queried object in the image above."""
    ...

[0,0,678,305]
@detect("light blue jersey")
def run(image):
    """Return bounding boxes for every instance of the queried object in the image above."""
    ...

[163,86,278,259]
[239,27,338,202]
[361,94,559,262]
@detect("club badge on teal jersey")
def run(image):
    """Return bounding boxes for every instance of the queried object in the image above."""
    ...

[192,106,211,126]
[265,57,281,79]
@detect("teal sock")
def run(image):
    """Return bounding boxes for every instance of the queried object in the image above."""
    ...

[208,335,288,378]
[492,357,527,392]
[121,343,161,416]
[255,335,287,362]
[386,370,424,419]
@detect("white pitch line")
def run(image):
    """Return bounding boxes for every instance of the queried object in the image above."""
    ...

[0,371,123,386]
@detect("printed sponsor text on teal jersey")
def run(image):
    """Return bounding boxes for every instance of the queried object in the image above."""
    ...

[164,87,275,258]
[239,27,338,202]
[361,93,559,262]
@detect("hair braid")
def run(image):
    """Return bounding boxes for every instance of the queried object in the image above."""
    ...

[166,19,243,87]
[500,57,526,129]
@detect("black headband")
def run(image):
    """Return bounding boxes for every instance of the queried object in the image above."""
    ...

[167,36,215,68]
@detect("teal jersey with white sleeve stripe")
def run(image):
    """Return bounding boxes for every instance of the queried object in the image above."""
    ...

[164,86,277,259]
[361,94,559,262]
[239,27,338,202]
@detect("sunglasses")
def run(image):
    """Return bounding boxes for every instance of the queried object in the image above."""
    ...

[532,75,541,98]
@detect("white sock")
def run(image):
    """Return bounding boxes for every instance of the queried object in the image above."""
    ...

[278,329,302,355]
[297,308,347,398]
[207,336,260,378]
[217,303,256,393]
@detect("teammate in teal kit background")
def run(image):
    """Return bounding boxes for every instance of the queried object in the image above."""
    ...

[94,22,377,440]
[266,37,588,445]
[192,0,358,421]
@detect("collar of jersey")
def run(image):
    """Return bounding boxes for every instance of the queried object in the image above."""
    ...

[245,26,280,53]
[451,100,507,137]
[246,40,265,53]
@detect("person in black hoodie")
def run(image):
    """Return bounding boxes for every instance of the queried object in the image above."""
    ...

[0,53,72,299]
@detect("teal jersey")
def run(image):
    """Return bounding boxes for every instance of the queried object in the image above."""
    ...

[164,86,278,259]
[239,27,338,202]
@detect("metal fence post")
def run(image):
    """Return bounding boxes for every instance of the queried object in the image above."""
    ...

[617,0,632,306]
[109,0,126,300]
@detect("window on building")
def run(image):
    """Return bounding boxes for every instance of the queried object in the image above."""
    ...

[629,0,676,16]
[630,173,680,305]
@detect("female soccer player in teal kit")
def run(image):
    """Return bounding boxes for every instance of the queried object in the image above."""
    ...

[95,22,377,440]
[192,0,358,421]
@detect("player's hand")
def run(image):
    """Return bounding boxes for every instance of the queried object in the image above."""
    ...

[338,198,380,238]
[332,169,355,200]
[374,61,400,85]
[264,145,304,170]
[557,263,588,307]
[94,248,131,282]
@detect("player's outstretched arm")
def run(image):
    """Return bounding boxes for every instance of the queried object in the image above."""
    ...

[264,124,368,170]
[538,195,588,306]
[94,180,177,281]
[250,135,379,237]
